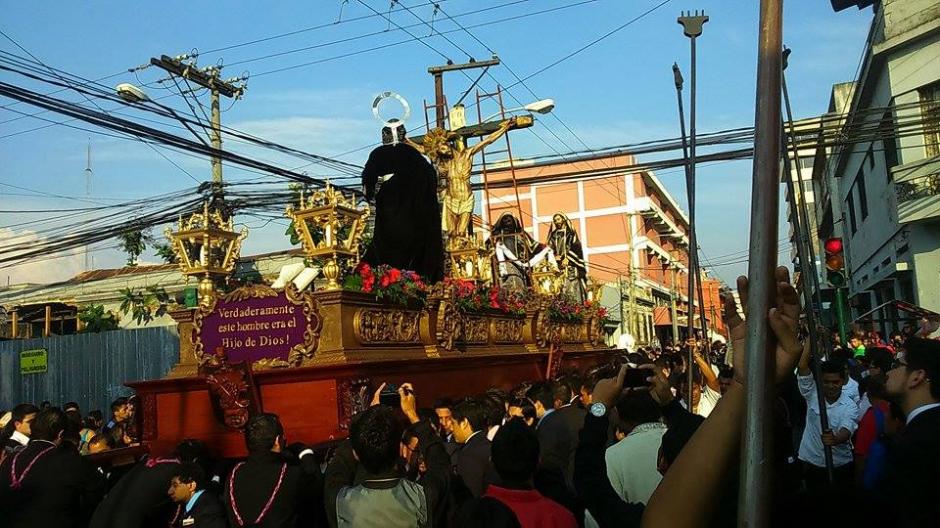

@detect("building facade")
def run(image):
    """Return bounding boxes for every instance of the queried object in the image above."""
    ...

[816,0,940,334]
[481,152,726,346]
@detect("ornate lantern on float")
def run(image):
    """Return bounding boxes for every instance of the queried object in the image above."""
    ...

[285,183,370,290]
[165,201,248,307]
[531,259,563,296]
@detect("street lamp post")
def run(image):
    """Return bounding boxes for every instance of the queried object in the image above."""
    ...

[676,10,709,408]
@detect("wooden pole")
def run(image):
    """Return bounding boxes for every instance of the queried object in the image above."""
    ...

[738,0,783,525]
[44,305,52,337]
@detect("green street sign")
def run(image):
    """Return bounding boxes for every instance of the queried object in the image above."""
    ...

[20,349,47,375]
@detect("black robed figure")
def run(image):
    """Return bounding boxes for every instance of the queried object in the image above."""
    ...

[361,125,445,282]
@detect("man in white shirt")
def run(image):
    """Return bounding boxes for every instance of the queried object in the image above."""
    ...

[678,352,722,418]
[584,392,665,528]
[797,346,860,487]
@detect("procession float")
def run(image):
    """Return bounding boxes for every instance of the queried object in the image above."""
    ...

[128,93,614,457]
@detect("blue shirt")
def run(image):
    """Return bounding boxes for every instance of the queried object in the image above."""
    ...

[185,490,204,514]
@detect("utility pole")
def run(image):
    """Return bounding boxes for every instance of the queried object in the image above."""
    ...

[427,56,500,129]
[625,211,638,340]
[670,263,680,346]
[618,274,626,336]
[148,54,246,202]
[84,138,92,271]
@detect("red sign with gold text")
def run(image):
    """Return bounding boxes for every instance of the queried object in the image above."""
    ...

[193,285,320,367]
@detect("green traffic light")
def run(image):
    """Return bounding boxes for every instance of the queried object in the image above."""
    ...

[827,270,846,288]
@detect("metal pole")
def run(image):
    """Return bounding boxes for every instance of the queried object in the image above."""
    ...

[781,123,835,481]
[677,11,708,409]
[672,62,695,406]
[739,1,783,526]
[781,51,835,479]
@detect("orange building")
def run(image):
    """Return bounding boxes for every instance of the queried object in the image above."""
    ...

[480,152,726,345]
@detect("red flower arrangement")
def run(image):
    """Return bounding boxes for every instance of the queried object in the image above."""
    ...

[444,278,529,317]
[344,263,427,305]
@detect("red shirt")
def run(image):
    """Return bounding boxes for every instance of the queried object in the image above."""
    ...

[855,400,890,456]
[485,485,578,528]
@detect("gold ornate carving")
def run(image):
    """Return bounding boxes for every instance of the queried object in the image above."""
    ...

[192,282,321,369]
[493,318,524,343]
[223,283,279,303]
[461,316,489,344]
[284,283,322,365]
[354,308,422,344]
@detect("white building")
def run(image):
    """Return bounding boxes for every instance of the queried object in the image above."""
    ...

[817,0,940,332]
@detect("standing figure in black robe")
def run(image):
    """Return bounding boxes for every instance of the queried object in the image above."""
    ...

[486,213,555,291]
[361,125,444,282]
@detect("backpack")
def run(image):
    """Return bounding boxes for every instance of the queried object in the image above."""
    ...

[862,405,888,489]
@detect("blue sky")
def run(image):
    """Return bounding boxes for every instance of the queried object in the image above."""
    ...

[0,0,873,286]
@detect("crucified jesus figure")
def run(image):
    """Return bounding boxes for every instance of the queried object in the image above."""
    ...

[408,117,516,243]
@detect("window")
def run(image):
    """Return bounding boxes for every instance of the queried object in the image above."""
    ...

[881,109,899,171]
[847,193,858,235]
[920,81,940,157]
[868,146,875,170]
[857,170,869,220]
[798,155,814,170]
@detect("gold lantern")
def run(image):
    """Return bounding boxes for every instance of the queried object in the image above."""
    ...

[285,183,370,290]
[165,201,248,307]
[531,259,563,296]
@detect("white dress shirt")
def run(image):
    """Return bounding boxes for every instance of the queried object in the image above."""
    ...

[797,374,861,468]
[9,430,29,447]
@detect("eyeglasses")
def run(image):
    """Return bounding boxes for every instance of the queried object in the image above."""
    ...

[891,358,909,370]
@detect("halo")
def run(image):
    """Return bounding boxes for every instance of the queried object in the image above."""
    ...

[372,91,411,128]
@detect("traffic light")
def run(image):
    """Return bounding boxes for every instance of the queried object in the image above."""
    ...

[824,237,846,287]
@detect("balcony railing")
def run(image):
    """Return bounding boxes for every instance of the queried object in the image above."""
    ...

[893,157,940,224]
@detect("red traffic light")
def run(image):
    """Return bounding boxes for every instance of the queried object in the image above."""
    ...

[824,238,843,254]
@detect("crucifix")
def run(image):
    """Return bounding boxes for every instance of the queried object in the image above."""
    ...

[408,113,533,248]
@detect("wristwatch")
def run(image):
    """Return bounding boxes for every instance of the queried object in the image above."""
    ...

[589,402,607,418]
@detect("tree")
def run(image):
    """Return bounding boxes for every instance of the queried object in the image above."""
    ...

[77,304,119,333]
[154,242,178,264]
[119,286,171,325]
[117,228,154,267]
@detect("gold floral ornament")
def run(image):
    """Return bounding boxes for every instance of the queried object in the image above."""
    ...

[286,182,370,290]
[164,201,248,307]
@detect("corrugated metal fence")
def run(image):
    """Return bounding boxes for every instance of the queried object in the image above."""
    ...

[0,327,179,415]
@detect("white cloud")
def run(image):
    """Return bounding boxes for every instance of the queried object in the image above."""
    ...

[0,227,87,285]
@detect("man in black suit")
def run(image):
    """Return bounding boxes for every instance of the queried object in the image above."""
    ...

[0,407,106,528]
[882,337,940,527]
[89,439,209,528]
[224,413,322,528]
[168,462,226,528]
[550,379,587,485]
[525,382,580,517]
[451,398,497,499]
[1,403,38,459]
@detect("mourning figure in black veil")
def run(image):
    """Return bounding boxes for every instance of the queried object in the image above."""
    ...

[546,213,587,302]
[486,213,556,291]
[361,124,444,282]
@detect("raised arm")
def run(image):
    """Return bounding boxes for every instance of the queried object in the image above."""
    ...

[468,118,514,156]
[404,137,426,155]
[642,267,804,528]
[693,349,720,392]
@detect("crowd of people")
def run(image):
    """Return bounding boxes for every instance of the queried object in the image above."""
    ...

[0,268,938,527]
